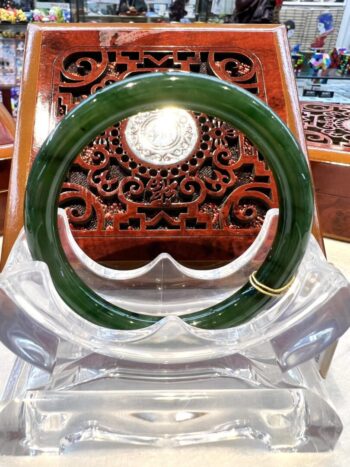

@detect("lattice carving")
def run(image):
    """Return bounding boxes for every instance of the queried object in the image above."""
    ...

[301,102,350,152]
[54,47,276,243]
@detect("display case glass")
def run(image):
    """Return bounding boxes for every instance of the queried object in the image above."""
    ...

[79,0,198,22]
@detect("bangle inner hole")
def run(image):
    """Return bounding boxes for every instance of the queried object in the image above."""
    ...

[58,107,279,271]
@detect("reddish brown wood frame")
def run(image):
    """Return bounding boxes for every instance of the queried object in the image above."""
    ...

[1,24,322,268]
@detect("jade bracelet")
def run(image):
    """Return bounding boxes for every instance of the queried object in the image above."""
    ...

[25,72,313,330]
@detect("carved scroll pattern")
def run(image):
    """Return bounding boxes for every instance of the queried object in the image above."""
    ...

[55,48,277,234]
[301,102,350,151]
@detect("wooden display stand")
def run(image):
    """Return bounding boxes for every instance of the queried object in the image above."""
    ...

[1,23,323,269]
[301,102,350,242]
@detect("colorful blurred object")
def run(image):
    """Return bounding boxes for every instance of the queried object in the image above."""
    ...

[311,11,334,50]
[330,48,340,69]
[309,52,331,74]
[339,53,350,75]
[0,7,26,23]
[284,20,296,40]
[0,7,69,23]
[291,45,305,74]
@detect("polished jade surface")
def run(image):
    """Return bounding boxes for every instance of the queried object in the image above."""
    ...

[25,72,314,329]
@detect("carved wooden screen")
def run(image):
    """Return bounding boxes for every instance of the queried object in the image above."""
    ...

[56,46,277,263]
[301,102,350,152]
[3,24,310,267]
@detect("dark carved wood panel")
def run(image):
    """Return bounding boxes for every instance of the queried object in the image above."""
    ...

[61,114,276,233]
[53,45,277,262]
[301,102,350,153]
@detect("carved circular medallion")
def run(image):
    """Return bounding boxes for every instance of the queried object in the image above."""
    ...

[125,108,198,166]
[342,119,350,131]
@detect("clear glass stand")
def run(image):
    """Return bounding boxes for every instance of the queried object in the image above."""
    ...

[0,354,343,454]
[0,209,349,454]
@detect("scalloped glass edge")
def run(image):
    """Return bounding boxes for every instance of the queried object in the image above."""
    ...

[0,209,349,370]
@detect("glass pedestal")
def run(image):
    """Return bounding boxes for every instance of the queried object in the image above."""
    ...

[0,210,349,454]
[0,353,342,454]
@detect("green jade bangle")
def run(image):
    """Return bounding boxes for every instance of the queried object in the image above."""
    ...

[25,72,314,330]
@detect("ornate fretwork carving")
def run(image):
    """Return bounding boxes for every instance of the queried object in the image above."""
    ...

[55,47,277,240]
[301,102,350,151]
[57,49,264,104]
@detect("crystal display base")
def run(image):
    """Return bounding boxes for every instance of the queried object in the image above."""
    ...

[0,210,349,455]
[0,355,342,454]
